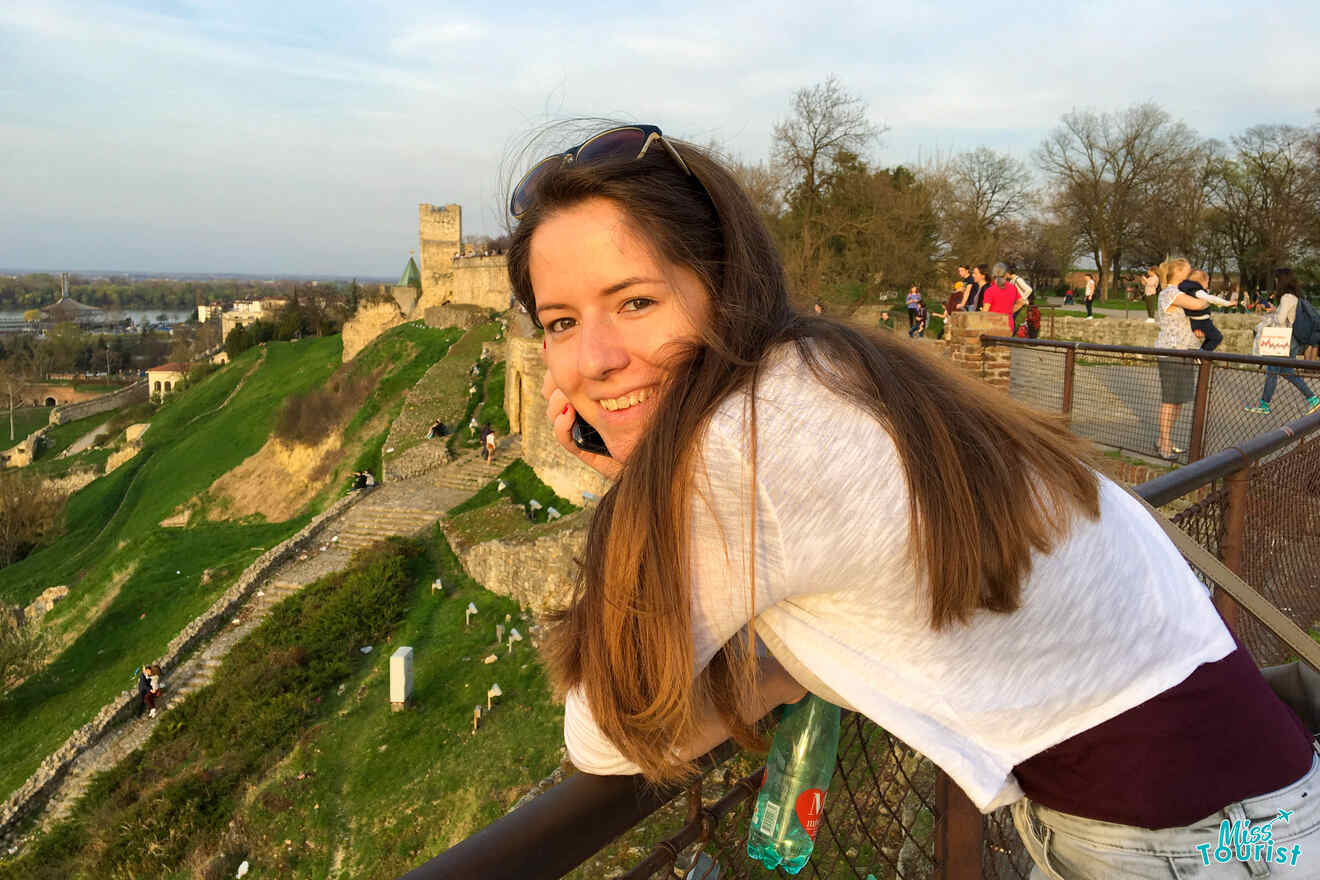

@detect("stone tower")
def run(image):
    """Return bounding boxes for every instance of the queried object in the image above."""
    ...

[418,203,461,301]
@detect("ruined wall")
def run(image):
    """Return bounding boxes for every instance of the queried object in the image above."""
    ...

[419,203,462,297]
[504,336,611,504]
[26,385,104,408]
[50,380,149,426]
[341,302,407,362]
[418,203,509,312]
[1038,315,1253,354]
[455,510,589,614]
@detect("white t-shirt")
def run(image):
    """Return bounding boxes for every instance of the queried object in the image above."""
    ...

[563,345,1234,811]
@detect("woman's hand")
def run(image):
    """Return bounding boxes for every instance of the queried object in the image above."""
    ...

[541,368,622,480]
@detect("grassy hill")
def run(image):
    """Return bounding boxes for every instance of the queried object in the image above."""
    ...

[0,325,465,801]
[0,523,565,880]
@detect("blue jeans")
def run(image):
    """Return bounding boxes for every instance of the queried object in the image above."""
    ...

[1262,367,1315,404]
[1012,753,1320,878]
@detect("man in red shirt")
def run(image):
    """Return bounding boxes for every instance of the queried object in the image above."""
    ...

[981,263,1018,333]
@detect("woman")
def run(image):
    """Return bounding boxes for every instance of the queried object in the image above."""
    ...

[508,125,1316,877]
[959,264,988,312]
[904,285,921,330]
[1245,268,1320,416]
[1083,273,1096,318]
[1153,258,1210,460]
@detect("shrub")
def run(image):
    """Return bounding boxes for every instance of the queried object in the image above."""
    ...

[273,374,374,446]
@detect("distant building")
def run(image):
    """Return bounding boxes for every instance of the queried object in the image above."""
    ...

[147,362,189,400]
[197,303,223,322]
[39,296,107,327]
[220,298,286,340]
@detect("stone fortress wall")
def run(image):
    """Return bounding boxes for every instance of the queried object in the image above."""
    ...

[51,380,150,426]
[341,203,512,360]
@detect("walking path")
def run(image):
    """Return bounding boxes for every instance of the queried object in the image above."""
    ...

[28,444,507,833]
[57,422,111,458]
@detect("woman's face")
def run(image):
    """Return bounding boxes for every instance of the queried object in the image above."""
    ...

[531,198,711,462]
[972,267,985,284]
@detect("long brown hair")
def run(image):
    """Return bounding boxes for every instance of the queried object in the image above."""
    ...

[507,136,1100,784]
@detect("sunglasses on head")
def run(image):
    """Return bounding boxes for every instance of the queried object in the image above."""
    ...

[509,124,692,219]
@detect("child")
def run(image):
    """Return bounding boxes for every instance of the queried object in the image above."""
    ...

[1179,270,1235,352]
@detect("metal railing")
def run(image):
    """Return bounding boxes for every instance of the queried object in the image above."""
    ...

[402,409,1320,880]
[981,336,1320,465]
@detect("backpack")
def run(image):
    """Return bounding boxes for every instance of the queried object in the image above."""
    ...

[1293,297,1320,348]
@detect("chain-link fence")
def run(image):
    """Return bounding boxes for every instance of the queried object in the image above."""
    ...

[613,408,1320,880]
[997,339,1320,465]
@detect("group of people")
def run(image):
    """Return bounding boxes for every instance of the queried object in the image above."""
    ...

[1153,261,1320,458]
[938,263,1042,335]
[350,469,376,490]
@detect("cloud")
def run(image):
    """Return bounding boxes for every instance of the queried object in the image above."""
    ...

[390,19,489,55]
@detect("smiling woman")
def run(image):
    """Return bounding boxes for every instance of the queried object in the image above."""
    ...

[530,198,709,463]
[493,125,1320,879]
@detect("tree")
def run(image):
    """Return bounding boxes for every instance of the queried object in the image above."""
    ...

[0,365,30,442]
[1037,104,1203,297]
[772,76,885,296]
[942,147,1036,259]
[1207,125,1320,292]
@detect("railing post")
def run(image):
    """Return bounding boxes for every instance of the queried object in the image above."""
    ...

[1061,347,1075,419]
[935,771,982,880]
[1215,466,1249,634]
[1188,360,1212,462]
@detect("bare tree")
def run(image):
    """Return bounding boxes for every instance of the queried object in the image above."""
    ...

[0,364,31,443]
[1205,125,1320,292]
[773,76,885,295]
[1036,103,1202,297]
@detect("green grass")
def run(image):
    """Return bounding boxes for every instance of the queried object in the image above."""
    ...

[0,539,431,880]
[478,359,510,434]
[448,459,576,521]
[0,530,565,880]
[33,412,112,460]
[0,407,51,446]
[206,528,562,880]
[342,323,464,442]
[0,326,485,803]
[0,341,343,796]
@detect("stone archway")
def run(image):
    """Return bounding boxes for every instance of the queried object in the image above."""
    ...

[45,397,56,407]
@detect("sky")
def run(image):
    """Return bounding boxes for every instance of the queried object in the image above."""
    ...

[2,0,1318,278]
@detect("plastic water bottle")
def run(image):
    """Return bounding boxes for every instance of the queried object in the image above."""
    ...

[746,694,840,874]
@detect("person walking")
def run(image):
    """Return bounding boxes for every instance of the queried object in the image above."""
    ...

[1141,268,1160,323]
[1083,273,1096,319]
[1245,268,1320,416]
[143,664,164,718]
[490,125,1319,880]
[1153,259,1211,459]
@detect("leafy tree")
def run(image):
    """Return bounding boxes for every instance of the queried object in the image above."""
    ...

[773,76,884,297]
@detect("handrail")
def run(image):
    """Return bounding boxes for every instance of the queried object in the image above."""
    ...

[1133,410,1320,506]
[978,334,1320,370]
[400,742,739,880]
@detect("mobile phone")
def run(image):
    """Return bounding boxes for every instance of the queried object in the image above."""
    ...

[571,414,611,457]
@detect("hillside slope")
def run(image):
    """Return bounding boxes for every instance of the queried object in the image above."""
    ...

[0,325,464,802]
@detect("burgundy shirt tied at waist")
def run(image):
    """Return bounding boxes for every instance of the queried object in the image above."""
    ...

[1013,645,1312,829]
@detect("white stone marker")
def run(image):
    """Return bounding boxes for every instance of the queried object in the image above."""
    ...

[390,646,414,712]
[465,601,478,627]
